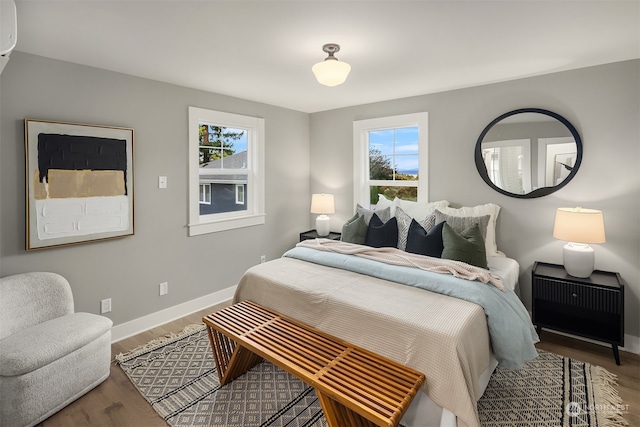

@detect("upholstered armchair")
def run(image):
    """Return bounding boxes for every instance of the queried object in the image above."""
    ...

[0,272,113,427]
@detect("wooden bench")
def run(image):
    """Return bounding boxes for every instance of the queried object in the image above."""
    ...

[202,300,425,427]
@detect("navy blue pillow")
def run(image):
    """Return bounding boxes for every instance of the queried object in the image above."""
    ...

[365,215,398,248]
[405,220,445,257]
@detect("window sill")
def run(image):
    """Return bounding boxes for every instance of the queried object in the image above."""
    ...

[188,214,266,236]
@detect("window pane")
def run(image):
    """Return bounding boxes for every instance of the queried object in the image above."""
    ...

[200,180,248,215]
[395,127,419,155]
[395,154,419,180]
[369,154,394,180]
[368,129,394,155]
[368,126,420,181]
[369,186,418,206]
[198,125,249,214]
[199,125,248,169]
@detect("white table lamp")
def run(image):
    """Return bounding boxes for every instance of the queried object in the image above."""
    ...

[553,207,606,278]
[310,194,335,237]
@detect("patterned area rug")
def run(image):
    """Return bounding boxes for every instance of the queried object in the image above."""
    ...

[116,325,628,427]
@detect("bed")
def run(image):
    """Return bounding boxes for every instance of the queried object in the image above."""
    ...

[234,244,537,427]
[234,200,538,427]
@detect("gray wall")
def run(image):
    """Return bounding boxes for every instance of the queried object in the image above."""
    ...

[2,53,638,341]
[310,60,640,339]
[0,52,310,325]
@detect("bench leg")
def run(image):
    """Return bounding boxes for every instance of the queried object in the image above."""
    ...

[206,326,263,385]
[316,391,379,427]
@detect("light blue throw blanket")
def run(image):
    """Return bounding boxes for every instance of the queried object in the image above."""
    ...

[283,246,539,370]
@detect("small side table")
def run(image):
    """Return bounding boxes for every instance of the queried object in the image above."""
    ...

[299,230,341,242]
[532,261,625,365]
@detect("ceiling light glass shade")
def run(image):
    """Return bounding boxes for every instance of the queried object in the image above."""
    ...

[312,59,351,87]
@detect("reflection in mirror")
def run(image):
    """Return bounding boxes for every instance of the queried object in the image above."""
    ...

[475,109,582,199]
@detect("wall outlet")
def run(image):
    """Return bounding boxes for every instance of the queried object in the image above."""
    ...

[260,255,266,263]
[159,282,168,296]
[100,298,112,314]
[158,176,167,189]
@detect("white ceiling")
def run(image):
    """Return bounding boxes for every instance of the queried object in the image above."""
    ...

[12,0,640,113]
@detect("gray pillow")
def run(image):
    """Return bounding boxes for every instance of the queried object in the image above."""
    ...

[356,204,391,225]
[341,213,367,245]
[434,210,489,242]
[441,223,488,269]
[395,207,436,251]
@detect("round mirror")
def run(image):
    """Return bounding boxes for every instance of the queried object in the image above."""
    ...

[474,108,582,198]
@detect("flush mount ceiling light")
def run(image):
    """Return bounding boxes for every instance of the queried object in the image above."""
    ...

[312,43,351,87]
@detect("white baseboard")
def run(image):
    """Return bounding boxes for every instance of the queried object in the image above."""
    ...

[111,285,236,343]
[623,334,640,355]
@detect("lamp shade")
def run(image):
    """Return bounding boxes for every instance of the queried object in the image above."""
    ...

[312,59,351,87]
[310,194,335,214]
[553,207,606,243]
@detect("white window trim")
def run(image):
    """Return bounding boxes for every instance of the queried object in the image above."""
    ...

[353,112,429,207]
[188,106,265,235]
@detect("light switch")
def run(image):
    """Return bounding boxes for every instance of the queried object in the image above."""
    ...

[159,176,167,189]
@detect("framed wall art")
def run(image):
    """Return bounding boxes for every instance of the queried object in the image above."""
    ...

[25,119,135,250]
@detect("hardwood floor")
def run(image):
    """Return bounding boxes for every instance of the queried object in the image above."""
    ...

[38,304,640,427]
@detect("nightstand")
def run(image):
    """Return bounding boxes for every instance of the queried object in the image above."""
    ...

[299,230,341,242]
[532,261,625,365]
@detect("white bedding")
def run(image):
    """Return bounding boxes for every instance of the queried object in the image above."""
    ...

[403,257,519,426]
[487,256,520,292]
[233,245,532,427]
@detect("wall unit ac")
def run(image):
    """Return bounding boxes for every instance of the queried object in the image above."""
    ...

[1,0,18,75]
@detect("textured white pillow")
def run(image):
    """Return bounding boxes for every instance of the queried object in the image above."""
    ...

[395,207,436,251]
[394,198,450,221]
[375,194,396,216]
[437,203,503,257]
[356,204,391,225]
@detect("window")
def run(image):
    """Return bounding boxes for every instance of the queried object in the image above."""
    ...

[353,113,428,208]
[235,184,245,205]
[188,107,265,235]
[199,184,211,204]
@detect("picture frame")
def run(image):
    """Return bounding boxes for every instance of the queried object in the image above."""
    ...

[25,119,135,250]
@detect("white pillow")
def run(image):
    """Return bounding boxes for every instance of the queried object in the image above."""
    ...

[375,194,396,216]
[437,203,503,257]
[356,204,391,225]
[394,198,450,221]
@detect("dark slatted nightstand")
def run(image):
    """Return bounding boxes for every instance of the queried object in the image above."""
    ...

[299,230,341,242]
[532,261,625,365]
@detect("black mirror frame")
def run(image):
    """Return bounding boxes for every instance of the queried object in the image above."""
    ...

[474,108,583,199]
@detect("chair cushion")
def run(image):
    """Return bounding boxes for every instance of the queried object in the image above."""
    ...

[0,313,113,376]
